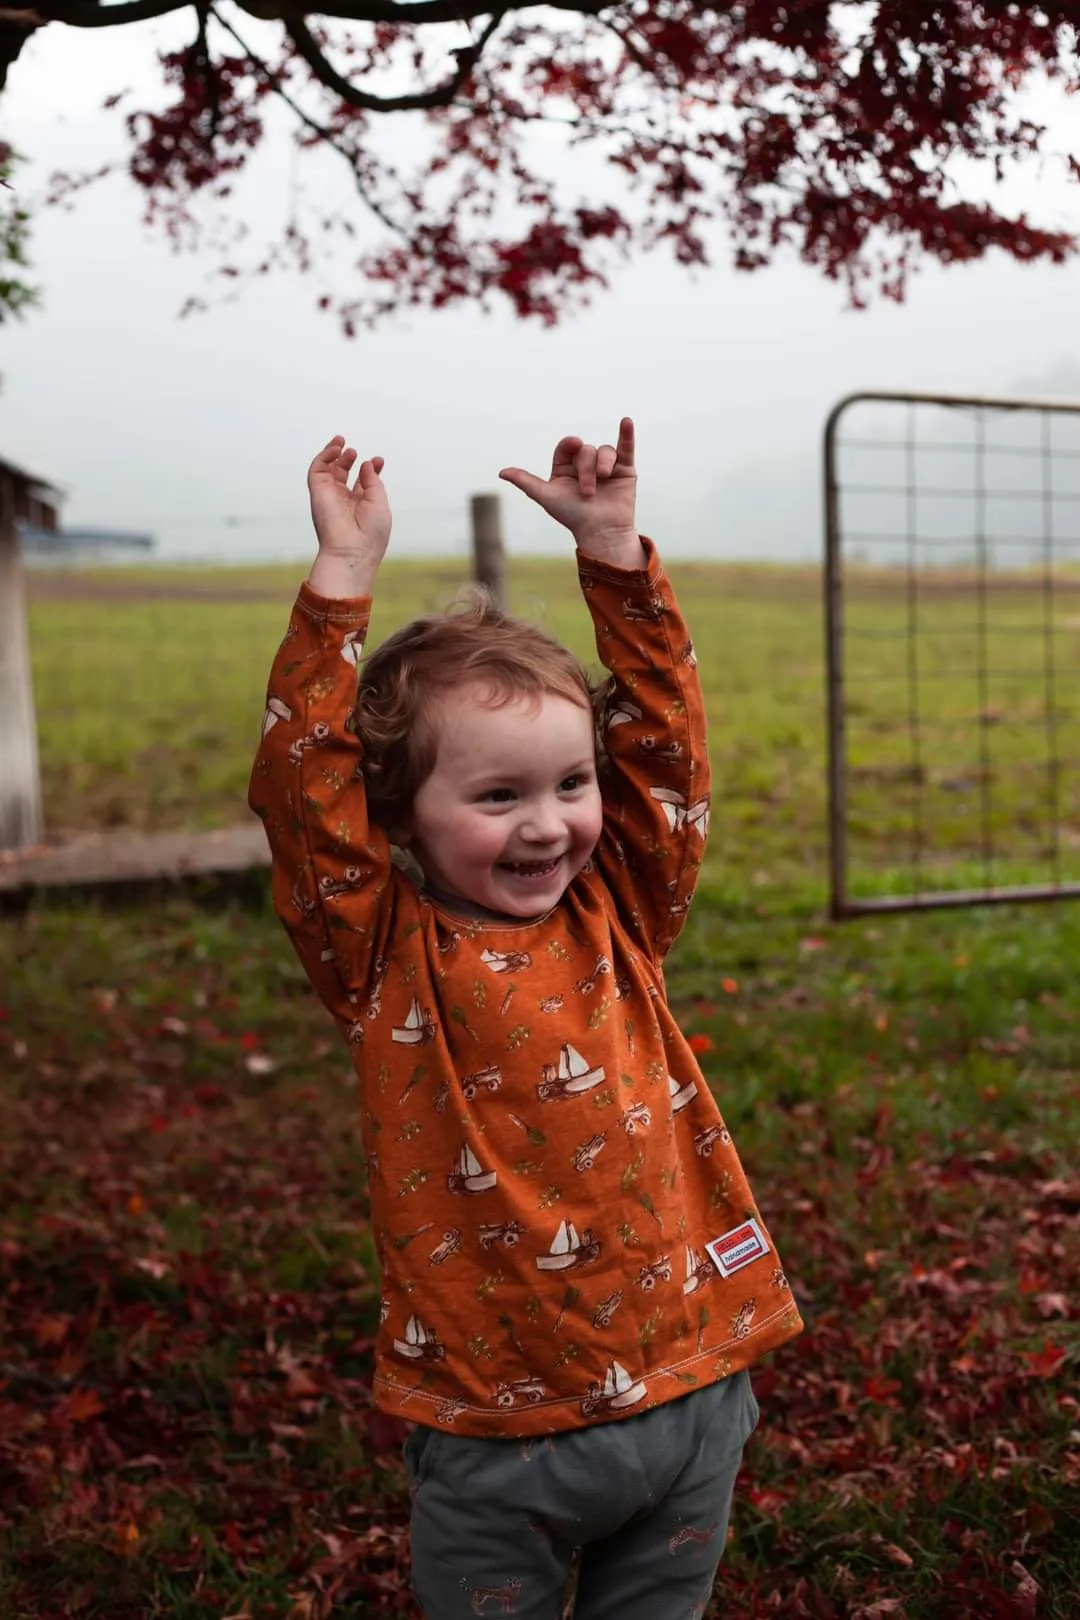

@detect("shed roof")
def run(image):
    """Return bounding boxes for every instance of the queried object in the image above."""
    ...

[0,456,61,495]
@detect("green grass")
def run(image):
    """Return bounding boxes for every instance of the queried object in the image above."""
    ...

[4,559,1078,1617]
[27,558,1080,903]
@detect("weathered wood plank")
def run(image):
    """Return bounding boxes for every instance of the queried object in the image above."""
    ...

[0,475,44,851]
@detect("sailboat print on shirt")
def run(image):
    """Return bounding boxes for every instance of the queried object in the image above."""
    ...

[535,1219,602,1271]
[392,998,436,1046]
[392,1314,446,1363]
[536,1043,606,1102]
[683,1243,715,1295]
[669,1072,698,1113]
[447,1144,497,1195]
[607,700,643,730]
[261,695,292,736]
[581,1360,647,1418]
[650,786,710,839]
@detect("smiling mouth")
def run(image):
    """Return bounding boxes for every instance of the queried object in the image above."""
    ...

[501,858,562,878]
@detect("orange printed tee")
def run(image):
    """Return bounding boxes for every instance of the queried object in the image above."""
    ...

[249,539,803,1436]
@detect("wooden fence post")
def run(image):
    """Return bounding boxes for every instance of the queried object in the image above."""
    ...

[0,471,44,851]
[470,493,505,609]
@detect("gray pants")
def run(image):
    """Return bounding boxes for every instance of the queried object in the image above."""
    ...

[403,1370,759,1620]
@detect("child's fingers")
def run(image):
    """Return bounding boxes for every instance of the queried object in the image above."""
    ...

[597,444,618,480]
[575,443,598,497]
[356,456,385,487]
[313,435,347,465]
[615,416,635,469]
[549,436,584,478]
[499,465,546,501]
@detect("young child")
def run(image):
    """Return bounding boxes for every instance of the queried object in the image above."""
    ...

[250,418,803,1620]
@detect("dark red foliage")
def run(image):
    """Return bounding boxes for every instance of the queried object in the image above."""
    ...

[21,0,1080,327]
[22,5,1080,315]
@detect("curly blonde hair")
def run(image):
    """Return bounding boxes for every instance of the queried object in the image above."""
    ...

[353,589,610,832]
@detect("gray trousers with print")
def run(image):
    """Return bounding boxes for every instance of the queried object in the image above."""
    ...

[403,1370,759,1620]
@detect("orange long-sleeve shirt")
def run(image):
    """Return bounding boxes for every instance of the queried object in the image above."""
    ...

[249,540,802,1437]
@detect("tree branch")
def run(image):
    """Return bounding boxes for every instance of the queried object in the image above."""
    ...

[285,9,503,113]
[43,0,619,25]
[39,0,194,24]
[209,4,408,237]
[238,0,618,26]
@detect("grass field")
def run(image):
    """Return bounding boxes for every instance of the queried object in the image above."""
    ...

[25,556,1080,902]
[2,559,1078,1618]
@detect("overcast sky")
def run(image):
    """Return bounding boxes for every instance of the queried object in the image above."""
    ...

[5,12,1080,563]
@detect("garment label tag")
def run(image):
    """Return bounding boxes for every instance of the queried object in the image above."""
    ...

[705,1217,770,1278]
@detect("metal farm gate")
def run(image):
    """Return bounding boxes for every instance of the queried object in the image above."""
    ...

[824,390,1080,919]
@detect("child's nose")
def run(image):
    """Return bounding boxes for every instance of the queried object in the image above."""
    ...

[521,799,563,841]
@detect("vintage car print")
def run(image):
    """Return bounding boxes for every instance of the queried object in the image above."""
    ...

[461,1063,502,1100]
[494,1376,546,1408]
[619,1102,652,1136]
[693,1124,731,1158]
[572,1133,607,1172]
[731,1299,758,1340]
[428,1228,462,1266]
[636,1256,673,1291]
[592,1289,623,1328]
[478,1220,526,1250]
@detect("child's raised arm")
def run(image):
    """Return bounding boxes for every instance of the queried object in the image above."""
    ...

[249,436,397,1025]
[500,418,711,959]
[306,435,391,599]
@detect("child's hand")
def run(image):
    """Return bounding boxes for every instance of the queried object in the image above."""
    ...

[308,436,391,559]
[499,417,644,566]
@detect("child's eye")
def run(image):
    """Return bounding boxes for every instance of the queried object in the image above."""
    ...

[559,774,587,793]
[480,788,515,804]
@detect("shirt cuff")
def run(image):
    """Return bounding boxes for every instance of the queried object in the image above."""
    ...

[576,535,662,585]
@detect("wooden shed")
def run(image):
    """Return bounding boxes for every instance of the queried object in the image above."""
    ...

[0,456,61,851]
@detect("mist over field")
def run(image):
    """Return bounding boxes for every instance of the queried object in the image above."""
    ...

[7,28,1080,569]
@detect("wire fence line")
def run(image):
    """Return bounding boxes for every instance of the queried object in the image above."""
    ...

[825,391,1080,918]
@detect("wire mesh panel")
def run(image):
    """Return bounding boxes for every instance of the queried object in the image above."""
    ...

[824,391,1080,918]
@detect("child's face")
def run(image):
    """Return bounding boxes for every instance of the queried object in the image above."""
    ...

[406,683,603,921]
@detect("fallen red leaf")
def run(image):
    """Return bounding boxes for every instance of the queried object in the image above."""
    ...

[1022,1340,1066,1378]
[67,1389,105,1424]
